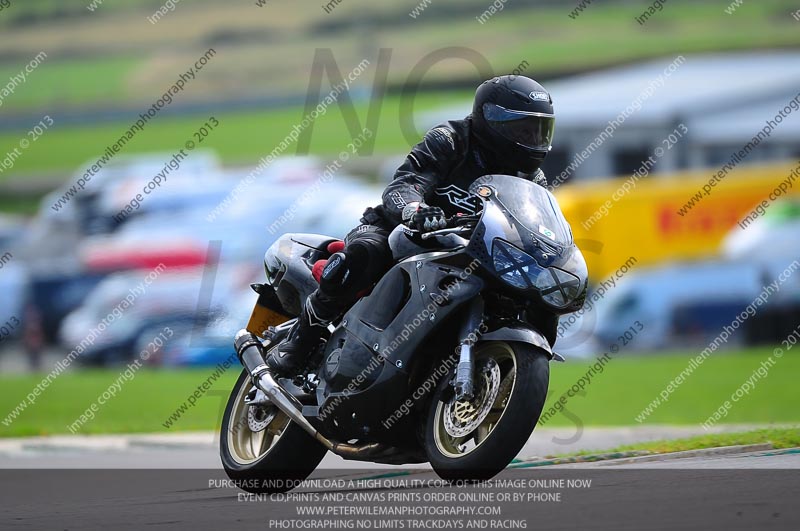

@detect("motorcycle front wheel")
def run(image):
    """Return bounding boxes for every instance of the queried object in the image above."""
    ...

[220,370,327,493]
[424,341,549,480]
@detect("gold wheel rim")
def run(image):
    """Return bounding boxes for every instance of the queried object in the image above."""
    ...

[227,377,290,465]
[433,342,517,459]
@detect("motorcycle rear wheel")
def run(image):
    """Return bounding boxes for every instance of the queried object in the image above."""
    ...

[424,341,549,480]
[220,370,327,493]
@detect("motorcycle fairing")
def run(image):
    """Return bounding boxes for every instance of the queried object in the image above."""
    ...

[465,175,588,313]
[310,255,483,442]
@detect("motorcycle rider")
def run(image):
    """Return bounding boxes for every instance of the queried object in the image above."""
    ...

[266,74,558,375]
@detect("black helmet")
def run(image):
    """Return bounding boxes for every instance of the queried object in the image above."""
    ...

[472,75,555,173]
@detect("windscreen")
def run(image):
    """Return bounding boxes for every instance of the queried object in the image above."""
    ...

[470,174,573,249]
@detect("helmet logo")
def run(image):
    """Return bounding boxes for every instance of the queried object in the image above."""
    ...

[529,91,549,102]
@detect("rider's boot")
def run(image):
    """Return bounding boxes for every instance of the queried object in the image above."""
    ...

[265,297,331,375]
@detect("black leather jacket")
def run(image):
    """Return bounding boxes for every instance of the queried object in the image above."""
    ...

[362,117,547,230]
[358,117,557,345]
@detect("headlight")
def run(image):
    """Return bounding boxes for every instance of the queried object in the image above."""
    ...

[534,268,582,308]
[492,239,544,289]
[492,239,581,309]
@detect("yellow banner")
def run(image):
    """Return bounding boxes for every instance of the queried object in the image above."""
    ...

[557,162,800,279]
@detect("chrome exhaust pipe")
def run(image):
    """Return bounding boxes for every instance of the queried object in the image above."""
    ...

[255,372,405,459]
[233,329,407,459]
[234,329,335,451]
[255,370,337,450]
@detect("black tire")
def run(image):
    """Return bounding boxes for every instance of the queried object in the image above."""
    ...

[423,341,549,481]
[220,370,327,493]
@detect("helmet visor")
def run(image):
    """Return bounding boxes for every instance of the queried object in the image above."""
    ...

[483,102,555,151]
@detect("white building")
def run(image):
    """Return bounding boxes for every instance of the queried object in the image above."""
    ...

[424,52,800,184]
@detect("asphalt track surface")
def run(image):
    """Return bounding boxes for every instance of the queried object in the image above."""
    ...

[1,456,798,530]
[1,439,798,530]
[0,424,781,469]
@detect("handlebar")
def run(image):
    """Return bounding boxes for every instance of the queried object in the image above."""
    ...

[420,225,472,240]
[410,213,479,240]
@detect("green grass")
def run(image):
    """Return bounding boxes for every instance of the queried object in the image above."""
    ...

[0,348,796,438]
[543,347,798,427]
[0,56,141,110]
[0,369,241,437]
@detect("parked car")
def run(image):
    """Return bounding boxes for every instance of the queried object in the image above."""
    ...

[58,265,247,365]
[591,260,772,351]
[26,272,106,344]
[150,290,255,367]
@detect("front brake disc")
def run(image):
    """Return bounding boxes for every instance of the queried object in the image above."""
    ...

[443,358,501,438]
[247,405,277,432]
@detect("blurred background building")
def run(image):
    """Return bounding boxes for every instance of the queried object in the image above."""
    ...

[427,52,800,180]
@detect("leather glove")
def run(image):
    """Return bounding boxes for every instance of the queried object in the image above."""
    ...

[406,204,447,232]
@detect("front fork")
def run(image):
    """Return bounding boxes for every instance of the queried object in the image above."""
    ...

[452,298,484,401]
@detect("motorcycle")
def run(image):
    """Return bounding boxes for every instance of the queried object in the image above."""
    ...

[220,174,588,491]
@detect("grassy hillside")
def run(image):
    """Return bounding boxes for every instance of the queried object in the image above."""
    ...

[1,0,798,208]
[0,0,797,112]
[0,91,471,179]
